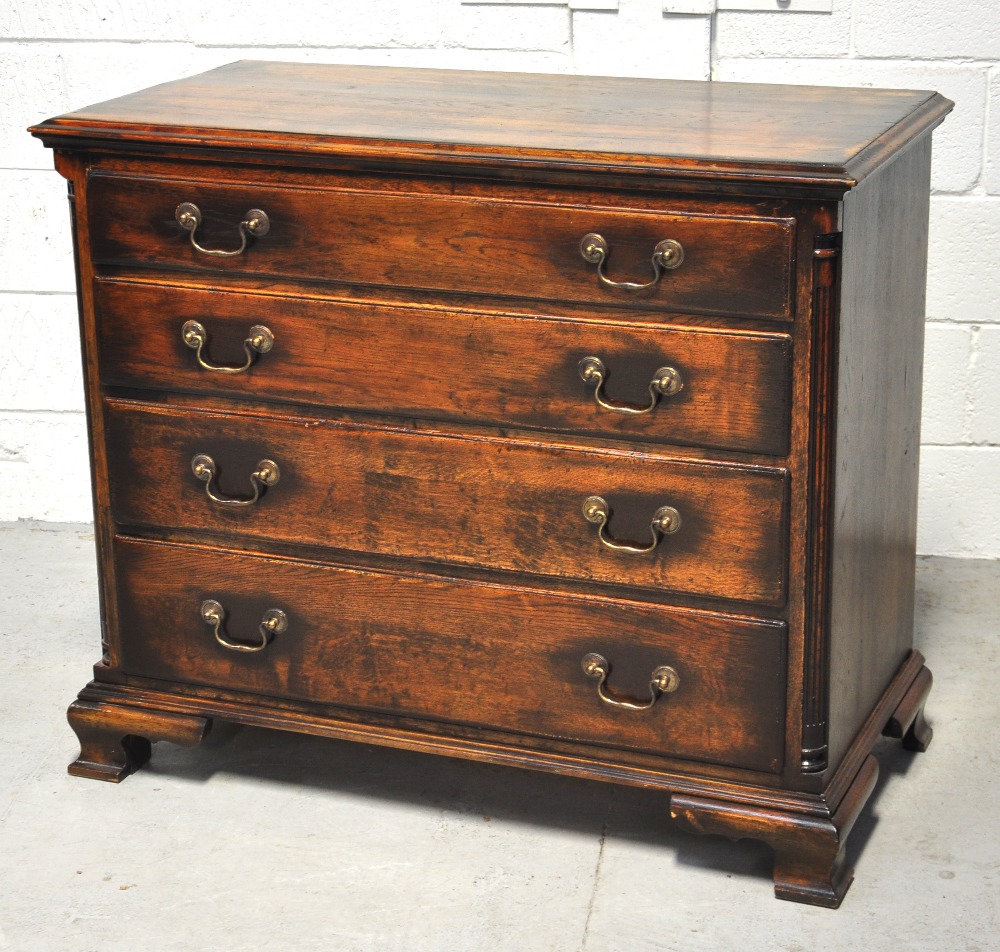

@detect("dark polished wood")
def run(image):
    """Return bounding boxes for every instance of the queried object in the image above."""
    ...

[823,139,934,771]
[671,754,879,908]
[33,63,950,907]
[103,397,789,604]
[86,172,796,319]
[94,277,793,455]
[67,697,210,781]
[31,61,950,191]
[113,535,786,773]
[884,664,934,753]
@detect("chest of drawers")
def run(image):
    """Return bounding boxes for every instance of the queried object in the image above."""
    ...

[32,62,951,907]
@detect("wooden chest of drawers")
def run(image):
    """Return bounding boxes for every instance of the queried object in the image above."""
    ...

[32,62,951,907]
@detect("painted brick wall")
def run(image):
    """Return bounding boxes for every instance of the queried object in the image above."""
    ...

[3,0,997,556]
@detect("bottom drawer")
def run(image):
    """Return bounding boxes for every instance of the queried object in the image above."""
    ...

[113,537,787,773]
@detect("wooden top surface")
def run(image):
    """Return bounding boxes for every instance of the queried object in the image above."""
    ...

[31,61,953,189]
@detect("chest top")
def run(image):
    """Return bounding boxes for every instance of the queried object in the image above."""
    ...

[32,60,950,193]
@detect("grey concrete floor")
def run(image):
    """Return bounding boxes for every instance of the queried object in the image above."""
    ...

[0,522,997,951]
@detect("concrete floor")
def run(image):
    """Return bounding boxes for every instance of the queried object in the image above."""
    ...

[0,522,997,951]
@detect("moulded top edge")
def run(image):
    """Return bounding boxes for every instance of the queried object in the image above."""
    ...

[30,61,954,190]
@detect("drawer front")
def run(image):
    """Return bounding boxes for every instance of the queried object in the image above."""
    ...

[87,173,796,320]
[113,536,787,773]
[95,278,793,456]
[105,399,788,605]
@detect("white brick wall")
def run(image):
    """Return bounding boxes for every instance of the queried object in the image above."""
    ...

[572,0,710,78]
[712,0,999,558]
[921,325,974,446]
[852,2,1000,61]
[988,72,1000,193]
[3,0,997,557]
[715,0,852,58]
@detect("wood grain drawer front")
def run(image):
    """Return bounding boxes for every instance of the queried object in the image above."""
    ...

[113,536,787,773]
[95,279,793,456]
[105,400,789,605]
[87,174,796,321]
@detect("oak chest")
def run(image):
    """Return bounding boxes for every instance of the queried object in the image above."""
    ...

[32,62,951,907]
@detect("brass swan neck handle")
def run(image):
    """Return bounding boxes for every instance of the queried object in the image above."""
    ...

[582,495,681,555]
[580,233,684,291]
[578,356,683,416]
[191,454,280,507]
[581,653,680,710]
[175,202,270,258]
[200,599,287,653]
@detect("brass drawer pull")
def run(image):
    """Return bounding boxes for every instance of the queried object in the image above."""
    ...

[175,202,270,257]
[581,652,680,710]
[191,453,280,507]
[182,320,274,374]
[200,599,287,653]
[578,356,683,415]
[582,495,681,555]
[580,233,684,291]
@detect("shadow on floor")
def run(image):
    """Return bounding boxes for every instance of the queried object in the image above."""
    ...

[137,716,928,890]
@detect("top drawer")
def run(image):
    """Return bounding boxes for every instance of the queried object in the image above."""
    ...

[86,173,796,321]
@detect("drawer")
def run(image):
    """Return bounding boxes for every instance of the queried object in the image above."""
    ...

[113,536,787,773]
[95,278,793,456]
[87,173,796,320]
[105,399,789,605]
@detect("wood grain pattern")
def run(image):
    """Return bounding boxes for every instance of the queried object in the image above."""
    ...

[67,697,210,782]
[824,138,933,771]
[671,754,878,908]
[94,277,793,455]
[883,663,933,753]
[104,398,789,605]
[87,173,795,319]
[800,234,841,772]
[35,63,949,907]
[113,535,787,773]
[30,61,951,191]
